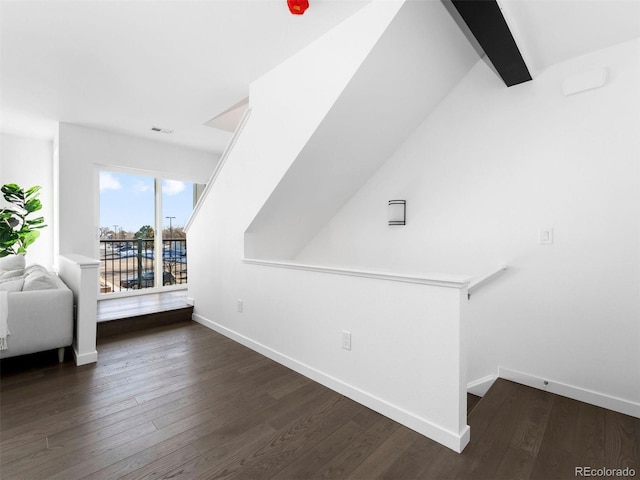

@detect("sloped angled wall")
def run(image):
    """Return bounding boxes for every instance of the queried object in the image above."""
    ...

[187,0,407,343]
[210,0,406,238]
[188,0,406,320]
[244,0,479,260]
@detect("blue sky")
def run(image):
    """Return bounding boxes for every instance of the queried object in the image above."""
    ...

[100,171,193,234]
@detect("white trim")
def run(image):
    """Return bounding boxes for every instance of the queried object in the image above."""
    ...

[242,258,470,289]
[94,163,208,184]
[193,313,470,453]
[498,367,640,418]
[185,108,252,233]
[467,375,497,397]
[59,254,99,269]
[73,345,97,366]
[59,254,99,367]
[468,266,507,298]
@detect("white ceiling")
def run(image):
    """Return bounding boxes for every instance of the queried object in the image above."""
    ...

[1,0,638,155]
[0,0,369,153]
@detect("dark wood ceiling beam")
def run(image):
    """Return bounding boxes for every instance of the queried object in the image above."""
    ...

[451,0,532,87]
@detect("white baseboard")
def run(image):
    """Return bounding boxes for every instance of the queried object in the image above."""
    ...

[498,367,640,418]
[192,313,470,453]
[467,375,497,397]
[73,346,97,366]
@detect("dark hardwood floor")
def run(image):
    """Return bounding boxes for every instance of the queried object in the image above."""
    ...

[1,321,638,479]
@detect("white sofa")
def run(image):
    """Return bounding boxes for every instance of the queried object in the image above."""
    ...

[0,256,74,362]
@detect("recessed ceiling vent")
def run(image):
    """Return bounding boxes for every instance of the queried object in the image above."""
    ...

[151,126,173,134]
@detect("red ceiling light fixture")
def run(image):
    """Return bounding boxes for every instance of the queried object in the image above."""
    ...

[287,0,309,15]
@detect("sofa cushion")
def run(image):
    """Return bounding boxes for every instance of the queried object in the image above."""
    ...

[0,254,25,272]
[23,264,48,276]
[0,277,24,292]
[22,271,57,291]
[0,269,23,280]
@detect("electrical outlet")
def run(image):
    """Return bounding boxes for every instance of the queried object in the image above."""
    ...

[237,299,243,313]
[341,331,351,350]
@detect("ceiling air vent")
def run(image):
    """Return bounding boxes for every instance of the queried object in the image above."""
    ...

[151,126,173,134]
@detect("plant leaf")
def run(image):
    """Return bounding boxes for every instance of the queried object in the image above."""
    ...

[1,184,21,195]
[0,230,19,243]
[26,216,45,225]
[25,185,42,198]
[25,198,42,213]
[21,230,40,249]
[1,183,45,254]
[2,184,24,205]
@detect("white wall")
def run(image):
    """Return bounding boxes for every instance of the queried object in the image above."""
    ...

[296,39,640,408]
[57,124,218,259]
[0,133,55,268]
[188,0,474,451]
[244,0,479,260]
[194,263,470,451]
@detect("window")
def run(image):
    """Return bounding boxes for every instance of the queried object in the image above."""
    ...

[98,170,195,294]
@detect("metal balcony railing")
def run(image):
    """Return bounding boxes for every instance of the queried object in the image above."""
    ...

[99,238,187,293]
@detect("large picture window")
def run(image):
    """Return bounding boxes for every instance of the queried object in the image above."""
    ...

[98,170,195,294]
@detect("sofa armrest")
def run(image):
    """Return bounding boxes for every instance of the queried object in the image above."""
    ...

[0,281,74,359]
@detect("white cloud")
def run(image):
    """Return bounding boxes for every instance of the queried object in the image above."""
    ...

[163,180,185,196]
[100,172,122,192]
[132,181,151,194]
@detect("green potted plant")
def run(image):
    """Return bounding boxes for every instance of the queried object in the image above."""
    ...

[0,184,47,258]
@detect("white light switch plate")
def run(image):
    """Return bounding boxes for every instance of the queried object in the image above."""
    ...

[539,228,554,245]
[341,331,351,350]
